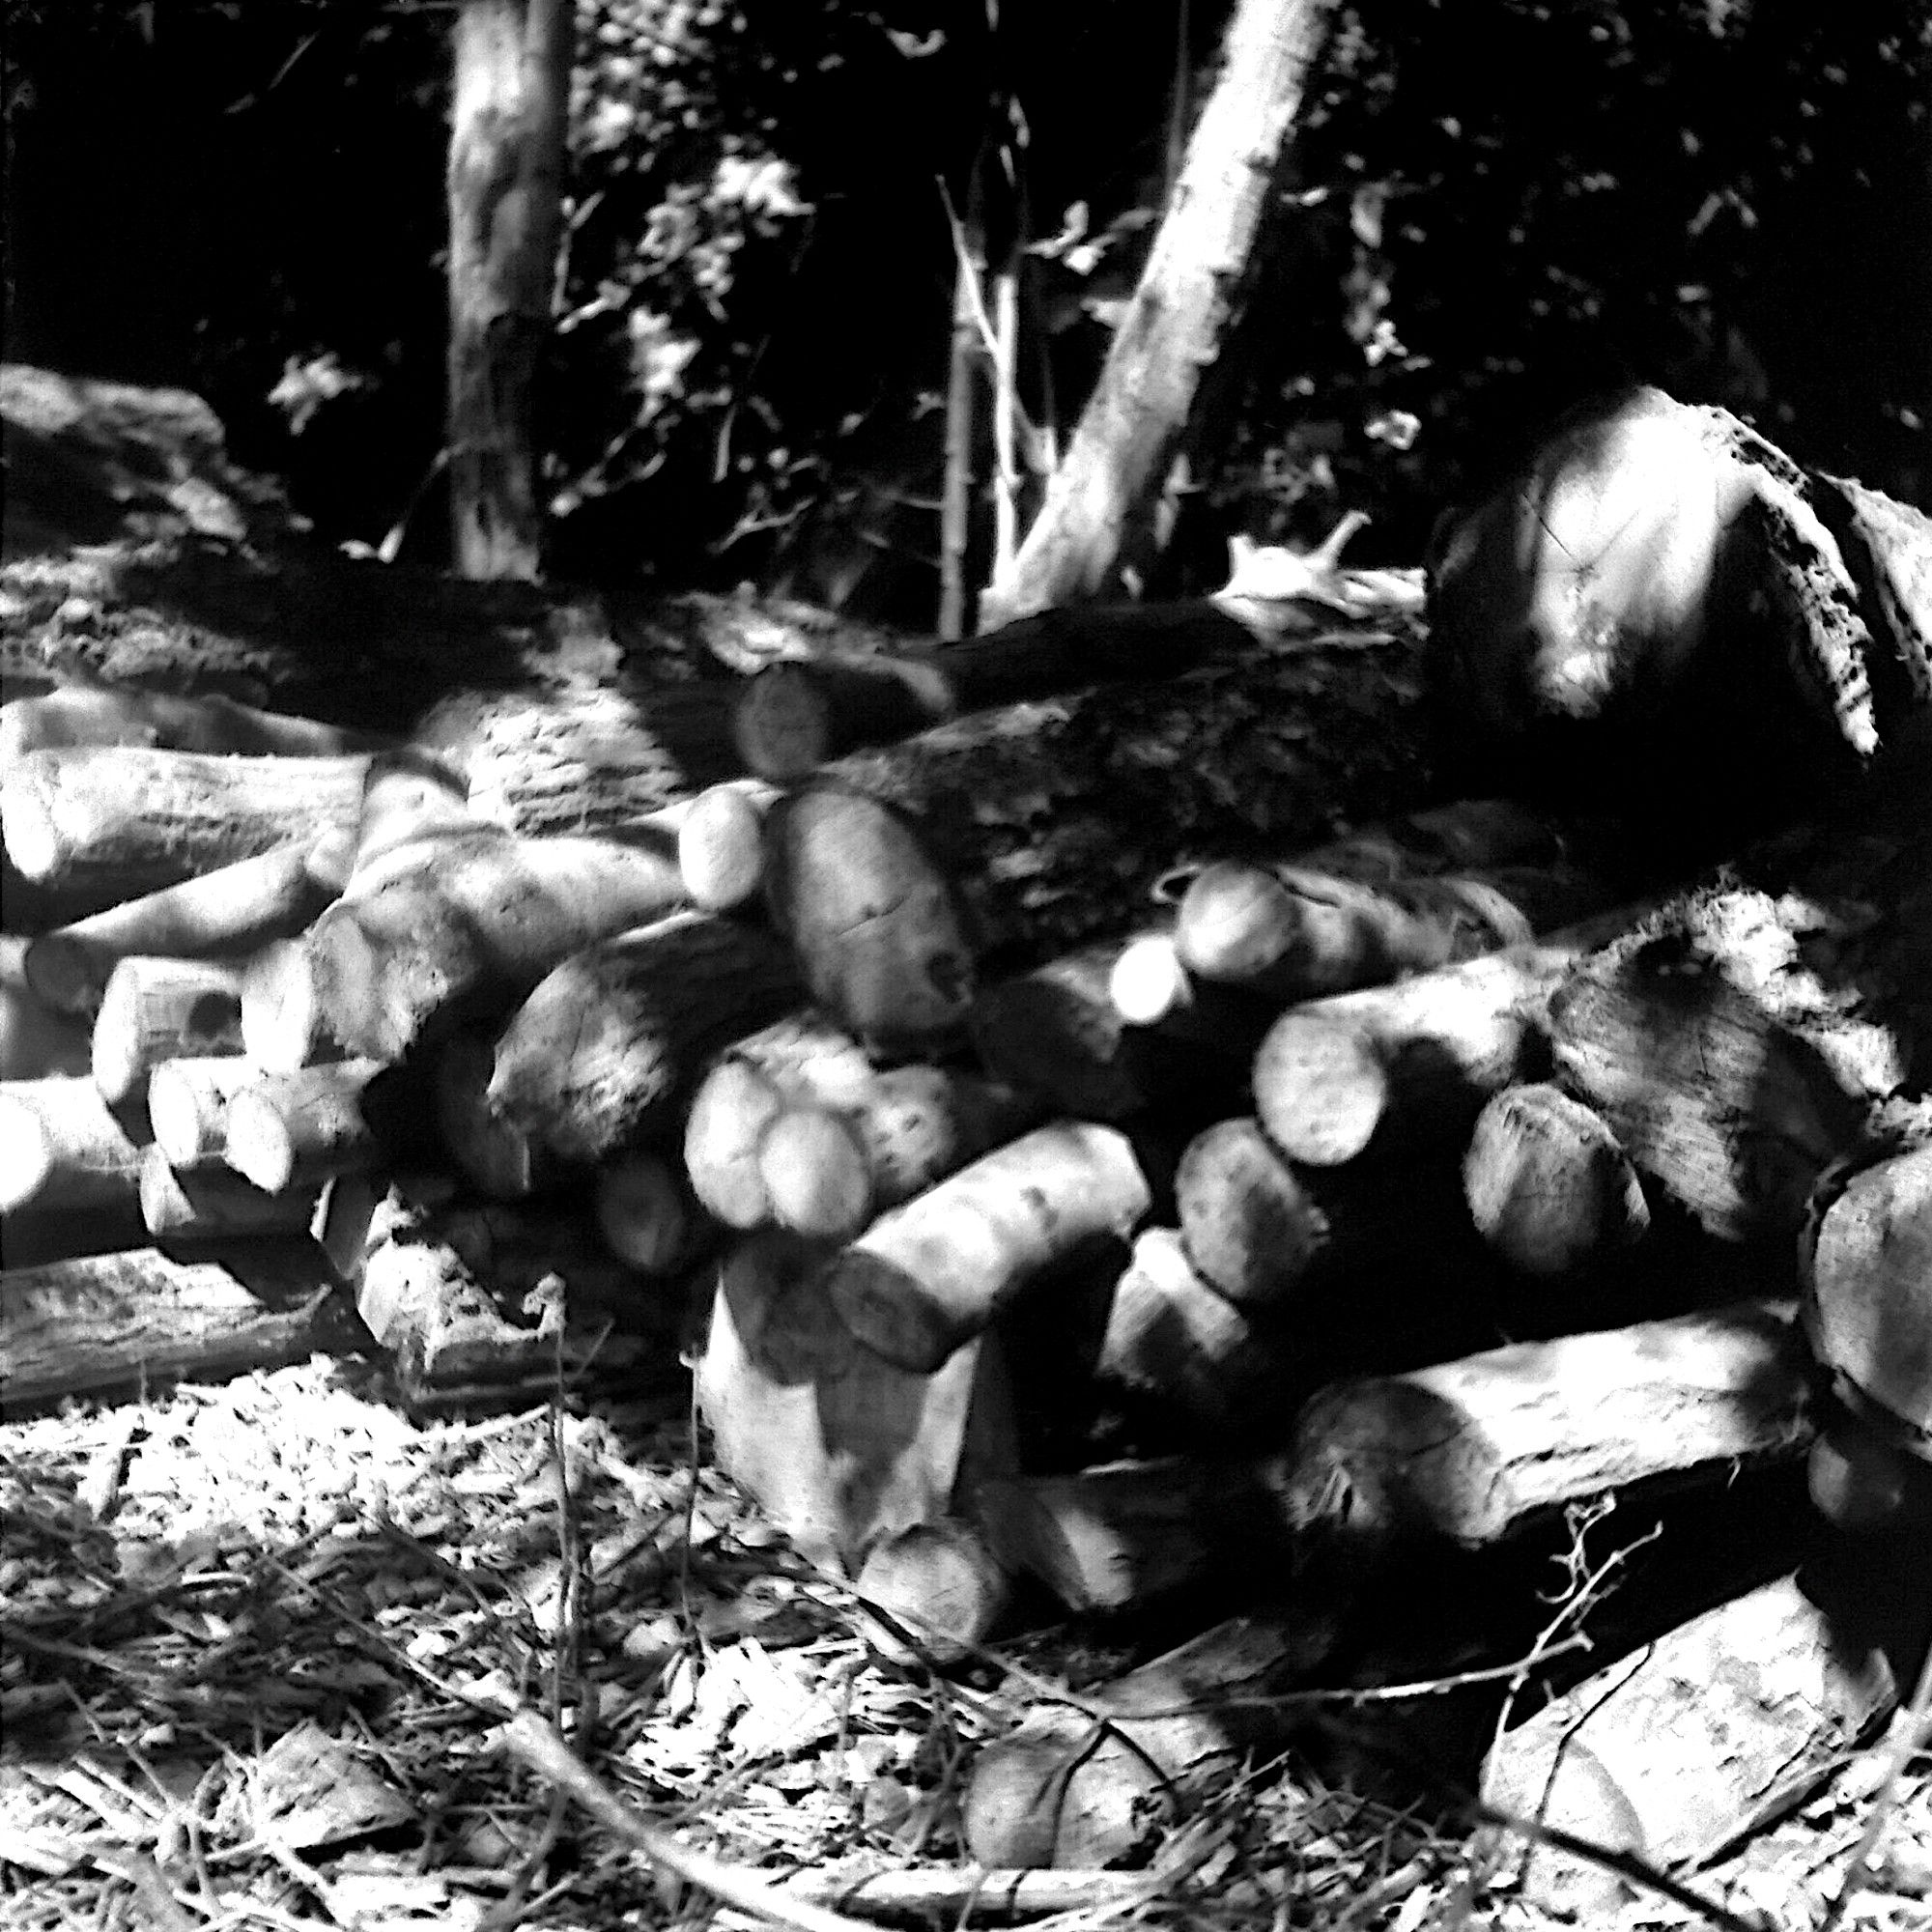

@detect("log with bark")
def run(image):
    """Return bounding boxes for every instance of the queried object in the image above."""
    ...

[0,1074,145,1216]
[674,780,779,910]
[852,1518,1012,1667]
[696,1229,1018,1573]
[489,913,804,1165]
[0,687,395,761]
[92,956,246,1109]
[138,1144,321,1244]
[823,1122,1153,1374]
[220,1060,386,1195]
[0,1242,360,1412]
[1264,1296,1814,1565]
[1547,889,1911,1244]
[0,936,91,1082]
[23,831,354,1017]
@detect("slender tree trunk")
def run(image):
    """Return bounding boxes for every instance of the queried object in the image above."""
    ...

[979,0,1334,627]
[447,0,571,581]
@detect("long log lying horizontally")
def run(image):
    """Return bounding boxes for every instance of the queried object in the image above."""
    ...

[0,687,395,761]
[0,1074,145,1216]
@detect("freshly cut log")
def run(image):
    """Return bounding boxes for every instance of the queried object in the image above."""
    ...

[221,1060,384,1195]
[23,832,354,1018]
[138,1144,320,1242]
[684,1057,791,1229]
[92,956,245,1108]
[1483,1572,1903,1914]
[1799,1104,1932,1463]
[971,935,1268,1122]
[761,786,977,1053]
[146,1055,262,1170]
[853,1518,1011,1667]
[1176,860,1616,1006]
[675,781,777,911]
[1548,890,1909,1242]
[977,1457,1288,1614]
[696,1230,1017,1573]
[757,1108,876,1241]
[252,826,694,1068]
[0,687,393,761]
[1265,1296,1812,1557]
[1094,1227,1291,1435]
[0,1075,144,1215]
[2,747,370,907]
[1462,1083,1650,1281]
[0,1243,357,1411]
[824,1122,1152,1374]
[0,936,91,1081]
[1104,927,1191,1026]
[490,913,804,1165]
[433,1026,552,1200]
[593,1150,717,1277]
[962,1613,1336,1870]
[1252,899,1654,1167]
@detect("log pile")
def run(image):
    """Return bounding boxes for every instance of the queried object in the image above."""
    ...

[3,386,1928,1897]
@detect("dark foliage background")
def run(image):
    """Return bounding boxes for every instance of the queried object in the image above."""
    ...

[6,0,1927,624]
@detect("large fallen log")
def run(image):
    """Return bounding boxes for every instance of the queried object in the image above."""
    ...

[0,1243,359,1411]
[2,747,372,909]
[1547,888,1911,1243]
[824,1122,1153,1374]
[1264,1297,1814,1562]
[489,913,804,1165]
[0,687,395,761]
[696,1230,1017,1573]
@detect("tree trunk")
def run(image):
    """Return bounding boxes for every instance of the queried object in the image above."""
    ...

[446,0,571,580]
[979,0,1336,624]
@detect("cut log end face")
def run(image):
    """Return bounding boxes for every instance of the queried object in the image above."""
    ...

[732,666,836,781]
[1254,1013,1388,1167]
[593,1152,695,1273]
[676,785,767,911]
[685,1057,786,1228]
[758,1105,873,1240]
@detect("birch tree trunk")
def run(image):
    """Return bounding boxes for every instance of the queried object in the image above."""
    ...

[978,0,1335,627]
[447,0,571,581]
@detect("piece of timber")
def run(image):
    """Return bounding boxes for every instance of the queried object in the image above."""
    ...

[824,1122,1153,1374]
[1483,1569,1911,1915]
[1547,889,1910,1243]
[1251,898,1655,1167]
[138,1144,321,1243]
[674,781,778,910]
[1264,1296,1814,1559]
[852,1518,1012,1667]
[0,687,394,761]
[90,956,246,1108]
[696,1230,1017,1573]
[23,832,353,1018]
[961,1612,1338,1869]
[489,913,804,1166]
[0,1243,359,1411]
[593,1150,718,1277]
[221,1059,385,1195]
[0,1074,145,1215]
[433,1025,554,1200]
[2,747,371,909]
[0,936,91,1082]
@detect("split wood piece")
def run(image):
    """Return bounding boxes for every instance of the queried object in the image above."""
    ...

[489,913,804,1166]
[1547,890,1911,1243]
[0,1243,358,1412]
[146,1055,263,1170]
[971,935,1269,1122]
[852,1518,1012,1667]
[433,1026,554,1200]
[696,1230,1018,1574]
[1264,1296,1814,1560]
[593,1151,718,1278]
[761,785,977,1055]
[0,935,90,1081]
[1176,860,1618,1007]
[221,1060,385,1196]
[1800,1104,1932,1463]
[138,1144,321,1244]
[23,831,354,1019]
[961,1612,1338,1870]
[1462,1083,1651,1282]
[674,781,777,911]
[761,1068,1046,1243]
[1483,1571,1903,1916]
[977,1457,1291,1616]
[730,600,1272,780]
[2,747,372,907]
[252,826,694,1069]
[825,1122,1153,1374]
[92,955,245,1109]
[1094,1227,1293,1436]
[0,1075,145,1215]
[0,687,393,761]
[1252,897,1656,1168]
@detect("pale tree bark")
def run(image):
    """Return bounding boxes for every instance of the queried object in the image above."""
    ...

[447,0,572,581]
[979,0,1336,627]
